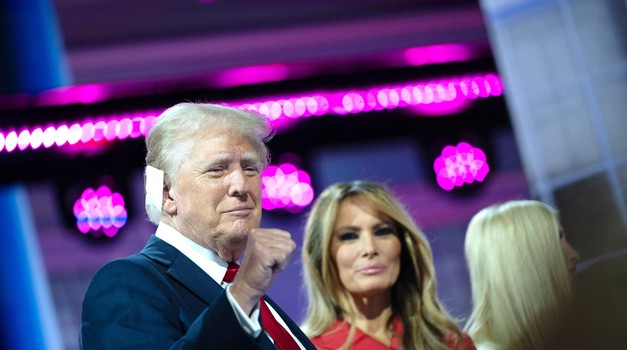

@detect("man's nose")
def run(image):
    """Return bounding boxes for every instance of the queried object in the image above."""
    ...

[227,170,249,197]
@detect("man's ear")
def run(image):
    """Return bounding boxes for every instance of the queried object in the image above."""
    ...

[162,182,176,215]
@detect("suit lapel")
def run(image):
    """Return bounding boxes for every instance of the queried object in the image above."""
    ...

[168,251,224,304]
[141,235,223,305]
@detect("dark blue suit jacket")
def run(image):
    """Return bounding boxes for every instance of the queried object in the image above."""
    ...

[80,235,316,350]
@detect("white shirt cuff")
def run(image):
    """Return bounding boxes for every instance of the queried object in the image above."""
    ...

[225,284,262,338]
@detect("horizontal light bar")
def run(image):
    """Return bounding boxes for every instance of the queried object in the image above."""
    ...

[0,73,502,154]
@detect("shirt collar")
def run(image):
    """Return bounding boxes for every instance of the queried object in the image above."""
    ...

[155,222,231,284]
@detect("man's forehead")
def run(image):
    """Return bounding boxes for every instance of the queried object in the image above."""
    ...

[206,151,263,163]
[185,129,265,165]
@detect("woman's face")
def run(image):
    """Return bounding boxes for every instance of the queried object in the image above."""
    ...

[559,227,580,281]
[330,198,402,298]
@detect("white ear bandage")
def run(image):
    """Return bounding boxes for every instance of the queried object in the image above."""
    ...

[145,165,165,222]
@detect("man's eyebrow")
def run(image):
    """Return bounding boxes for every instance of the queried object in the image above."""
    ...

[241,152,264,164]
[204,155,233,165]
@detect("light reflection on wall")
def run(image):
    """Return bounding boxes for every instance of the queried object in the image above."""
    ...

[0,43,490,110]
[403,43,481,66]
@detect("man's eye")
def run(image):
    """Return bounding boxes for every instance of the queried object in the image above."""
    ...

[244,166,260,174]
[338,232,358,241]
[208,168,224,174]
[375,227,395,236]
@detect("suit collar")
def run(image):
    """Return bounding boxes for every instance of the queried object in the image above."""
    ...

[141,235,223,304]
[155,222,229,283]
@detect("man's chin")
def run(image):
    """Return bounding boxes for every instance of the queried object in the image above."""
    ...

[221,231,250,260]
[215,237,247,261]
[233,217,261,232]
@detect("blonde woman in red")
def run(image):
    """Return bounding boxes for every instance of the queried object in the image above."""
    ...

[301,181,475,350]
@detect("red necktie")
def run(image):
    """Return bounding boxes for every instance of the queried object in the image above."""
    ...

[223,262,239,284]
[222,262,301,350]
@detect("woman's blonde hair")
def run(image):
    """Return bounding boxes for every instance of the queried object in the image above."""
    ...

[464,200,572,350]
[301,181,463,350]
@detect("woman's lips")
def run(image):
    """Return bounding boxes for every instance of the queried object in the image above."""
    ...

[357,265,386,275]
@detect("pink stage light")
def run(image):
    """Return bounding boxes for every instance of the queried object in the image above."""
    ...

[261,163,314,213]
[73,185,128,238]
[55,125,69,146]
[433,142,490,191]
[68,124,83,145]
[4,131,17,152]
[42,127,55,148]
[234,73,502,125]
[30,128,44,149]
[0,74,502,154]
[116,118,132,140]
[17,130,30,150]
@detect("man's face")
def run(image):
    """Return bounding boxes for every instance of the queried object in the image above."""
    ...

[164,125,264,261]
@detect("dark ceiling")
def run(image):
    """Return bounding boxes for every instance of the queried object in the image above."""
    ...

[51,0,489,85]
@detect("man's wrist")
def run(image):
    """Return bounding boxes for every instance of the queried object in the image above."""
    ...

[229,280,263,315]
[225,284,262,337]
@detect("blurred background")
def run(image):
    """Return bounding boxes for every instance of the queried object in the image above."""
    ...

[0,0,625,349]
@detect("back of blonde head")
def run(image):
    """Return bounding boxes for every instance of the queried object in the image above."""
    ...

[464,200,572,350]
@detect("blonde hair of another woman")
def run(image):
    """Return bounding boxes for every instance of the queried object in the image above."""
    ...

[302,181,464,350]
[464,200,573,350]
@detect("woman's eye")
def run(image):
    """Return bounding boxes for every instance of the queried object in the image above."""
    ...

[375,227,395,236]
[338,232,358,241]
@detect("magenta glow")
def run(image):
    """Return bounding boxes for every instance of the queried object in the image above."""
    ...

[0,74,502,154]
[433,142,490,191]
[73,185,128,238]
[261,163,314,213]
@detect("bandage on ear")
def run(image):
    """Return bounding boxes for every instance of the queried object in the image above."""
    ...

[145,165,165,217]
